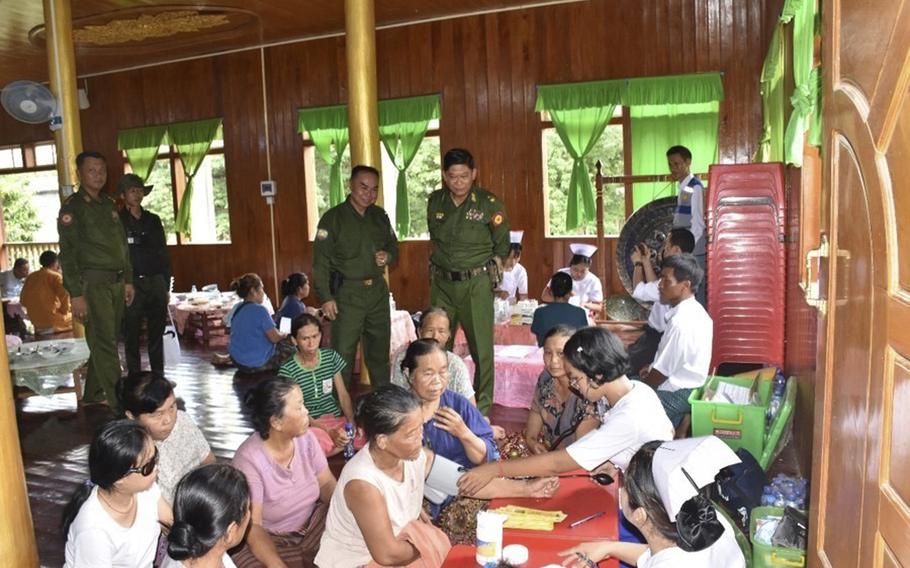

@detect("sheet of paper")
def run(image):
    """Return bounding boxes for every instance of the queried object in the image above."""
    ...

[713,381,752,405]
[279,317,292,335]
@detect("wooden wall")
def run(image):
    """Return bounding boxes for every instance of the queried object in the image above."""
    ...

[0,0,782,311]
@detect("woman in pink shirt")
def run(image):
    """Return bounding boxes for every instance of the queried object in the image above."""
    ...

[231,377,337,568]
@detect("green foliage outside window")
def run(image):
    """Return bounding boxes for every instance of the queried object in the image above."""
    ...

[0,172,42,242]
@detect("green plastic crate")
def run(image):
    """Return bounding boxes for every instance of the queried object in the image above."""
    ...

[749,506,806,568]
[689,373,796,468]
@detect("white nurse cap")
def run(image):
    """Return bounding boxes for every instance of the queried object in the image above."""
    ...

[651,436,740,518]
[510,230,524,244]
[569,243,597,258]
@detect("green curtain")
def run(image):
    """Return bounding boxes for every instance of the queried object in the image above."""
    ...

[378,95,440,236]
[297,105,349,207]
[170,118,222,234]
[781,0,819,166]
[626,73,723,211]
[536,73,722,224]
[755,24,787,162]
[535,80,626,230]
[630,102,719,210]
[117,125,168,182]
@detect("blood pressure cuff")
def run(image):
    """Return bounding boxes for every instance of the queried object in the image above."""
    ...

[424,453,464,505]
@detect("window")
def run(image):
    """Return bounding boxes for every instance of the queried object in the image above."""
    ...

[302,120,441,240]
[124,128,230,245]
[0,141,59,244]
[541,109,628,237]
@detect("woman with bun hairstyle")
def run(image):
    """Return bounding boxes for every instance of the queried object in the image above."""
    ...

[161,464,251,568]
[62,420,173,567]
[558,437,746,567]
[276,272,320,322]
[224,273,296,372]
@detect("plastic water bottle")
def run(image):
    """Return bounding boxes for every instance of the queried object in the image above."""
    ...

[766,373,787,428]
[343,422,355,460]
[191,284,197,294]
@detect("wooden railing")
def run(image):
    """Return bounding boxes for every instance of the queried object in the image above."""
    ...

[4,242,60,269]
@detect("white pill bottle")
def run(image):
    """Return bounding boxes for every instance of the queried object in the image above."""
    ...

[475,511,507,566]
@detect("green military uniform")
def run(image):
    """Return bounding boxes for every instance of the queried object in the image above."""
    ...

[313,196,398,388]
[427,186,509,412]
[58,188,132,411]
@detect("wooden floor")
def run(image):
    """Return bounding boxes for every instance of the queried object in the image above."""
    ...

[13,336,531,566]
[14,329,800,566]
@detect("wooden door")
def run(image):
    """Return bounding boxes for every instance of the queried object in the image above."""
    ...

[810,0,910,566]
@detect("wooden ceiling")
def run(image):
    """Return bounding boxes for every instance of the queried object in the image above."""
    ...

[0,0,578,86]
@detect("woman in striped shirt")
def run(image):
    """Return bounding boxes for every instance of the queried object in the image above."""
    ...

[278,313,356,456]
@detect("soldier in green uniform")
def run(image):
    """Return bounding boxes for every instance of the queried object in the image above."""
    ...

[427,148,510,413]
[313,165,398,388]
[58,151,134,412]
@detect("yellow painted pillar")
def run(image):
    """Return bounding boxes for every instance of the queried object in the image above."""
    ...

[0,315,38,564]
[44,0,83,196]
[345,0,383,386]
[44,0,85,340]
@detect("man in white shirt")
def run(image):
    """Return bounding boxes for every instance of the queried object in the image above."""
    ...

[628,229,695,377]
[643,253,712,428]
[0,258,30,298]
[496,230,528,302]
[667,145,707,307]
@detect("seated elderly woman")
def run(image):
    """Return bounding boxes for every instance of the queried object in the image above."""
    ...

[401,338,496,470]
[391,308,475,403]
[315,385,558,568]
[216,273,295,372]
[523,325,601,455]
[231,377,336,567]
[62,420,173,567]
[559,437,746,568]
[162,463,250,568]
[117,372,215,504]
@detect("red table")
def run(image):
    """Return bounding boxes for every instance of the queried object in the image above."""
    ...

[443,475,619,567]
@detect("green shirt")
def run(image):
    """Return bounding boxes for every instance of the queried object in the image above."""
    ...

[58,187,133,298]
[312,197,398,302]
[277,349,345,418]
[427,186,510,271]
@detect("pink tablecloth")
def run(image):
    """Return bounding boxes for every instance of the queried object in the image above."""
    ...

[462,344,544,409]
[453,323,536,357]
[321,310,417,373]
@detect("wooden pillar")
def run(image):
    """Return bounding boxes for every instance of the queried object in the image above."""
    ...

[44,0,85,341]
[344,0,382,385]
[0,316,37,564]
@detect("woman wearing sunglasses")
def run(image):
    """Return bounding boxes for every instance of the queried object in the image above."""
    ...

[62,419,173,567]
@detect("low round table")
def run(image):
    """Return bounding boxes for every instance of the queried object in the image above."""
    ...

[8,338,90,402]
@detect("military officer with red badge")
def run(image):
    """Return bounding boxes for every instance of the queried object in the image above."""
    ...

[58,151,134,412]
[427,148,510,413]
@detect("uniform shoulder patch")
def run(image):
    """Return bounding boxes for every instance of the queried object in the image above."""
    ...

[491,212,504,226]
[60,212,75,227]
[316,228,329,240]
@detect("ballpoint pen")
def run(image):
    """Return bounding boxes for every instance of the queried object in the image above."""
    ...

[569,511,605,528]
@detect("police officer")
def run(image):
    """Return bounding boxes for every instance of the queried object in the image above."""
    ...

[313,165,398,388]
[58,151,134,411]
[428,148,510,413]
[119,173,172,375]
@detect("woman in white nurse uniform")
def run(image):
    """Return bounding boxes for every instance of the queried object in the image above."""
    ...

[541,243,603,314]
[558,436,747,568]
